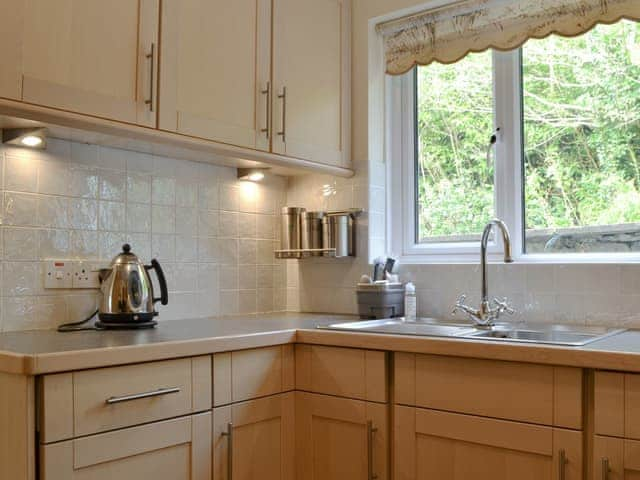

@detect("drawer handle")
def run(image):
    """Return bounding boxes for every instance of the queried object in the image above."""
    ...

[221,422,234,480]
[105,387,180,405]
[602,457,610,480]
[559,449,568,480]
[367,420,378,480]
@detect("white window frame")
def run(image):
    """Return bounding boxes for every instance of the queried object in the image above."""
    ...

[386,46,640,264]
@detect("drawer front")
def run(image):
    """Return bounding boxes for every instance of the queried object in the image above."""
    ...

[213,345,295,406]
[395,353,582,428]
[40,356,212,442]
[295,344,388,403]
[41,413,211,480]
[595,371,640,440]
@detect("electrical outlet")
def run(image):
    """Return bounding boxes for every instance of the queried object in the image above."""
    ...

[44,261,73,289]
[72,262,104,289]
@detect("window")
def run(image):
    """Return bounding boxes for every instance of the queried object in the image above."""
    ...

[390,19,640,261]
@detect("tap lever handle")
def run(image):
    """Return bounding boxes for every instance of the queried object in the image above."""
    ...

[493,297,515,315]
[451,294,467,315]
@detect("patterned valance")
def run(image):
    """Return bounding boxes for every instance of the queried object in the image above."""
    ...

[377,0,640,75]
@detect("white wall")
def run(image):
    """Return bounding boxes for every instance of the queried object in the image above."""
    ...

[285,0,640,327]
[0,139,287,331]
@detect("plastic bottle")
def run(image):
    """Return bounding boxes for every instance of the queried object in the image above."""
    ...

[404,282,416,321]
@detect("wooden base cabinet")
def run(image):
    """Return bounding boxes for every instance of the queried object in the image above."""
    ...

[295,391,388,480]
[395,406,582,480]
[593,436,640,480]
[212,393,295,480]
[40,412,211,480]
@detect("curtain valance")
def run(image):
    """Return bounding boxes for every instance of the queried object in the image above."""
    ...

[377,0,640,75]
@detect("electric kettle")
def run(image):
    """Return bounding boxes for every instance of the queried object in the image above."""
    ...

[96,244,168,329]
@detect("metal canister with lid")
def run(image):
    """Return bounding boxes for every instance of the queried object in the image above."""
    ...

[280,207,305,258]
[300,211,325,256]
[322,212,355,257]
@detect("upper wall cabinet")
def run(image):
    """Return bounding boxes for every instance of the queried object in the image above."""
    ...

[0,0,24,100]
[272,0,350,167]
[0,0,159,127]
[0,0,352,174]
[159,0,271,151]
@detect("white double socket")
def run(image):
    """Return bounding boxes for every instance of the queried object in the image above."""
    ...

[44,260,105,289]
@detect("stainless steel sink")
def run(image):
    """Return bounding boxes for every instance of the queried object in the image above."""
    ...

[319,318,625,346]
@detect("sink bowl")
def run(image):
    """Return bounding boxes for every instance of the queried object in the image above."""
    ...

[465,325,625,346]
[318,318,478,338]
[319,318,625,346]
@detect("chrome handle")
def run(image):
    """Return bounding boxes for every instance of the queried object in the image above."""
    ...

[261,82,270,139]
[602,457,610,480]
[558,449,567,480]
[367,421,378,480]
[106,386,180,404]
[221,422,233,480]
[277,87,287,142]
[144,43,155,112]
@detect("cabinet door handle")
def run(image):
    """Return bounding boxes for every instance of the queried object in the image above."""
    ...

[261,82,270,139]
[106,386,180,404]
[367,421,378,480]
[144,43,155,112]
[277,87,287,143]
[558,449,567,480]
[602,458,610,480]
[221,422,234,480]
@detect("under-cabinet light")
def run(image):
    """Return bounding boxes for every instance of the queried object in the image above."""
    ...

[237,168,269,182]
[2,128,47,150]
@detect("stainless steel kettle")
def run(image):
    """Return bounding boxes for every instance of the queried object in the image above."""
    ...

[96,244,168,328]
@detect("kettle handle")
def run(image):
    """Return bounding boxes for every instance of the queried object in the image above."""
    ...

[147,259,169,305]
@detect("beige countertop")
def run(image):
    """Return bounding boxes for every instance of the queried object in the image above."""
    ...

[1,313,640,375]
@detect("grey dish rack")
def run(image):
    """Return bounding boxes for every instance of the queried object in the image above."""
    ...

[276,207,362,259]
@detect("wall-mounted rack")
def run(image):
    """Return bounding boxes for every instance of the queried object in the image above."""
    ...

[277,208,363,259]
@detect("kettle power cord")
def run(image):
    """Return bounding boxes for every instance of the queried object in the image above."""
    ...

[57,309,100,332]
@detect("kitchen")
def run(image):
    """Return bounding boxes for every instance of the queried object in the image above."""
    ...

[1,0,640,479]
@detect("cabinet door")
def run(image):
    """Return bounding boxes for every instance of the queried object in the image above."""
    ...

[593,436,640,480]
[41,413,211,480]
[20,0,158,126]
[160,0,271,151]
[395,406,582,480]
[213,393,294,480]
[296,391,388,480]
[0,0,24,99]
[272,0,350,167]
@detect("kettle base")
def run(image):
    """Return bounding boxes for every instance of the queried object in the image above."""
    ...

[95,320,157,330]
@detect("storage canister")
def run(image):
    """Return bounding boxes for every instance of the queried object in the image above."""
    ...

[322,213,355,257]
[301,211,324,256]
[280,207,305,258]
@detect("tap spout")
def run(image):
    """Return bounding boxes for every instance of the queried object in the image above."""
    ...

[480,219,513,310]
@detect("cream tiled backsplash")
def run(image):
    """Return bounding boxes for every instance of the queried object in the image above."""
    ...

[0,139,287,331]
[286,172,640,328]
